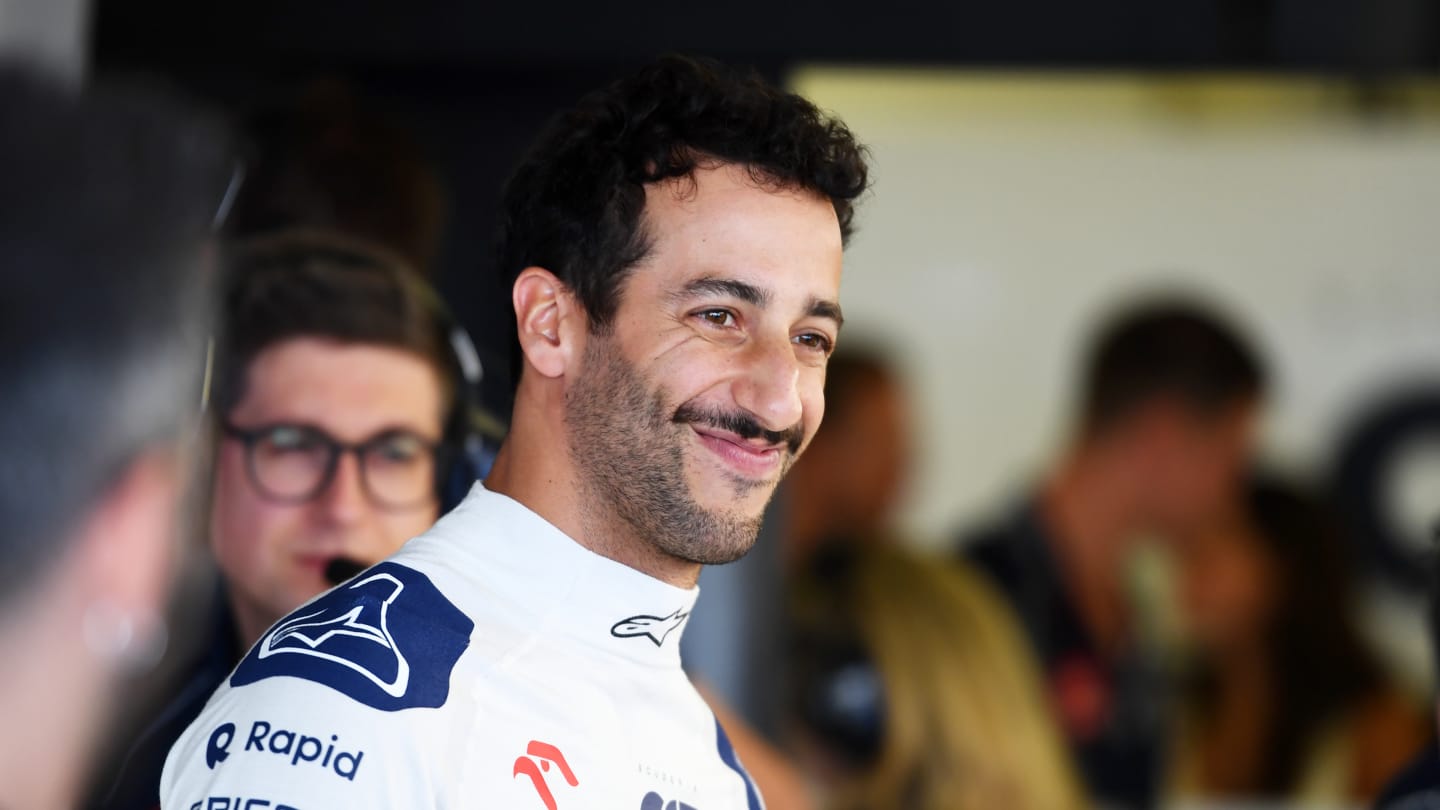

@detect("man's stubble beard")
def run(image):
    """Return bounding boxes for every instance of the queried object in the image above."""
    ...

[563,336,780,567]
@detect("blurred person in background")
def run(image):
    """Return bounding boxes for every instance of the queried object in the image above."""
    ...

[784,347,913,568]
[92,232,471,810]
[1374,523,1440,809]
[790,542,1090,810]
[960,300,1266,809]
[1170,475,1428,805]
[0,65,227,809]
[206,234,473,647]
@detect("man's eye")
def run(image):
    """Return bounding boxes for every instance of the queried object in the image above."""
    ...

[698,309,736,328]
[794,333,834,354]
[266,426,322,452]
[374,435,425,463]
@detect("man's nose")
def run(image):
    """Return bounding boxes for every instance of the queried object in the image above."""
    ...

[732,334,804,433]
[314,451,369,524]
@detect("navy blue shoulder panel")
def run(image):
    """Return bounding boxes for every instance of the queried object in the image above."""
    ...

[715,717,764,810]
[231,562,474,712]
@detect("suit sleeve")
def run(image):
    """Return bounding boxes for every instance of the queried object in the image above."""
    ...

[160,678,444,810]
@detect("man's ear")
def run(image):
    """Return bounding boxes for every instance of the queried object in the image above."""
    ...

[512,267,584,379]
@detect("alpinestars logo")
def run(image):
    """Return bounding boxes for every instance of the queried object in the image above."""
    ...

[610,608,689,647]
[231,562,472,711]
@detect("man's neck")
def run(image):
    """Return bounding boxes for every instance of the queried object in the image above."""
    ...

[485,406,702,590]
[1039,448,1144,657]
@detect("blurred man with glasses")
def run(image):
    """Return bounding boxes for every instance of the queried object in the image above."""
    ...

[208,233,456,650]
[94,231,460,810]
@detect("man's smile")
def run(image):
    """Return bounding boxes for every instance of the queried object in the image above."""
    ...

[689,424,786,479]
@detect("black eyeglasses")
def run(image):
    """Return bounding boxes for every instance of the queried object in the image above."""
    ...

[221,421,442,510]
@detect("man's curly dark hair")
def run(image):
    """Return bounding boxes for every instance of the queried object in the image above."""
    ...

[497,54,870,335]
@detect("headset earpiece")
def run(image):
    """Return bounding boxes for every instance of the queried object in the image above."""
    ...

[427,290,503,512]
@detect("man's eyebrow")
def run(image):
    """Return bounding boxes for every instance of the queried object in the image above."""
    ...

[671,276,842,326]
[672,276,771,307]
[807,297,844,328]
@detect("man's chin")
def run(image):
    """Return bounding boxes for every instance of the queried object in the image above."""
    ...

[685,540,759,567]
[687,474,775,517]
[641,494,767,568]
[282,574,331,608]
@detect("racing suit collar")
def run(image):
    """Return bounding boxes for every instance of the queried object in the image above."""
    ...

[436,482,701,669]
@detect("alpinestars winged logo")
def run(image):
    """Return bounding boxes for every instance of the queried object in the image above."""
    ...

[610,608,690,647]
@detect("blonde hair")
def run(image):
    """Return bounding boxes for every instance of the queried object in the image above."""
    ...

[797,545,1089,810]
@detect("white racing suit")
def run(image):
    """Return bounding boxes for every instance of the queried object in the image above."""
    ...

[161,484,765,810]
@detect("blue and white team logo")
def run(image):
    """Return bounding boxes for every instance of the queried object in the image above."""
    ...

[261,571,409,697]
[207,723,235,768]
[231,562,473,711]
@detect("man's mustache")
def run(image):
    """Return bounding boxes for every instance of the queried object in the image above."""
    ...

[673,403,804,455]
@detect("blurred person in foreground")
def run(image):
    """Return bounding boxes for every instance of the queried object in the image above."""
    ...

[1170,474,1427,804]
[790,542,1090,810]
[959,300,1266,809]
[784,347,913,568]
[92,233,464,809]
[161,55,868,808]
[0,66,227,809]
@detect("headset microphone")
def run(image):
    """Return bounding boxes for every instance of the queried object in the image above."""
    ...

[323,557,367,587]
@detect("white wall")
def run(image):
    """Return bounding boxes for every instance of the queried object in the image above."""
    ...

[790,68,1440,551]
[0,0,90,82]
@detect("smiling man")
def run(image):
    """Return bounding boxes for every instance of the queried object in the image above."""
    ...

[516,165,847,588]
[161,56,868,809]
